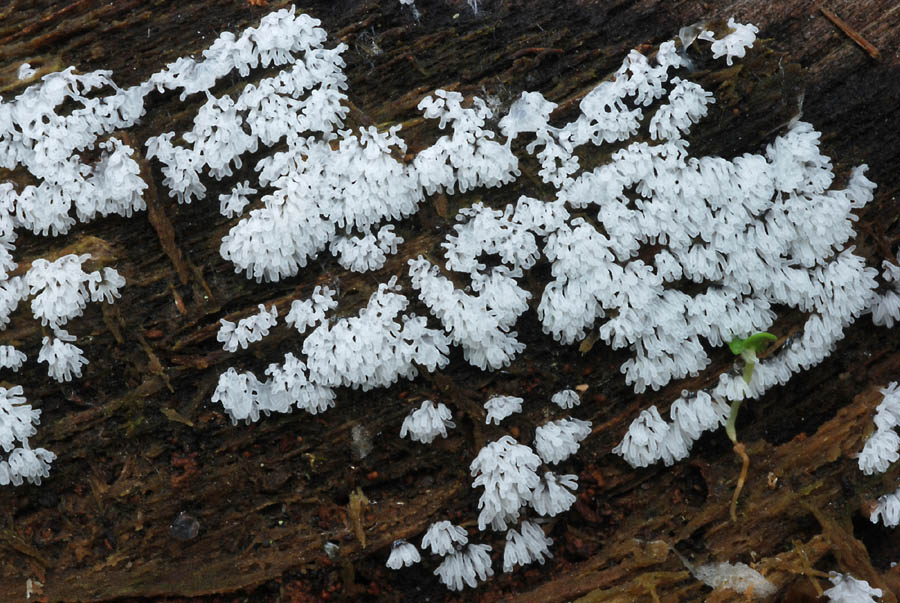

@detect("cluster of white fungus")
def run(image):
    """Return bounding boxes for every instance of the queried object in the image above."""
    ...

[0,250,123,480]
[859,382,900,529]
[413,90,519,194]
[823,572,883,603]
[858,382,900,475]
[21,257,112,381]
[0,345,26,371]
[329,225,403,273]
[421,520,468,556]
[390,390,585,590]
[470,435,542,532]
[551,388,580,409]
[284,285,336,333]
[130,11,882,495]
[408,257,528,371]
[872,257,900,328]
[484,395,523,425]
[217,304,278,352]
[300,278,449,390]
[502,520,553,573]
[698,18,759,66]
[399,400,455,443]
[0,386,55,486]
[0,7,346,484]
[434,543,494,591]
[25,254,124,330]
[534,418,591,464]
[871,486,900,529]
[3,2,896,596]
[212,352,336,424]
[403,521,495,591]
[614,391,729,468]
[385,539,421,569]
[471,400,589,533]
[531,472,578,517]
[38,329,89,383]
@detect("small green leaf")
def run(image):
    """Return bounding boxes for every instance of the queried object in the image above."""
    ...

[728,332,777,356]
[744,332,777,353]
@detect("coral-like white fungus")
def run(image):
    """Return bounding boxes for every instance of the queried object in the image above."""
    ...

[470,436,541,531]
[386,539,421,569]
[0,345,26,371]
[413,89,518,195]
[551,389,580,409]
[534,417,591,464]
[859,429,900,476]
[263,352,336,416]
[870,485,900,528]
[284,285,337,334]
[38,329,88,383]
[441,202,539,274]
[433,543,494,591]
[0,386,55,486]
[301,278,449,391]
[17,63,36,80]
[89,267,127,305]
[698,18,759,66]
[0,444,56,487]
[531,472,578,517]
[218,181,256,218]
[217,303,278,352]
[613,407,670,468]
[617,391,730,468]
[330,225,404,273]
[158,12,881,488]
[0,7,890,597]
[400,400,455,444]
[211,368,267,425]
[408,257,527,371]
[212,353,336,424]
[484,395,523,425]
[503,521,553,572]
[670,391,730,441]
[823,572,883,603]
[25,254,120,328]
[649,77,715,141]
[871,258,900,328]
[421,520,468,556]
[0,386,39,453]
[859,382,900,474]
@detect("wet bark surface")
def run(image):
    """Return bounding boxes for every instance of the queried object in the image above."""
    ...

[1,0,899,600]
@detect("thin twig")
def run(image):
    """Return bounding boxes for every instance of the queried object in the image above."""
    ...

[820,7,882,61]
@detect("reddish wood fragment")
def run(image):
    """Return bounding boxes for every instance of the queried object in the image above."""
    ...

[820,7,882,60]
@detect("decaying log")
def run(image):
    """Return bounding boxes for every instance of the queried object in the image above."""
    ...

[1,0,899,600]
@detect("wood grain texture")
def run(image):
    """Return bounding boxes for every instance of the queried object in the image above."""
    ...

[1,0,899,600]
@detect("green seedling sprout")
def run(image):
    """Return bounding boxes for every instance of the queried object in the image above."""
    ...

[725,332,776,444]
[725,331,777,521]
[728,331,777,384]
